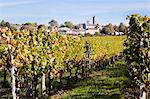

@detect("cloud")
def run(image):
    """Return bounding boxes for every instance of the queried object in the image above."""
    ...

[0,0,42,7]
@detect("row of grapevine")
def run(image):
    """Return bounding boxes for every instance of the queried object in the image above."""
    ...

[84,36,125,61]
[0,26,124,98]
[124,14,150,98]
[0,28,85,98]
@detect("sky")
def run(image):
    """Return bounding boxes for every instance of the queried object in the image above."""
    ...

[0,0,150,25]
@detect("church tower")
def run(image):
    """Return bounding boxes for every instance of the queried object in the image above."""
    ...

[93,16,96,25]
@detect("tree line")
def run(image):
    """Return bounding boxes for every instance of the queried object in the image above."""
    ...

[0,19,127,35]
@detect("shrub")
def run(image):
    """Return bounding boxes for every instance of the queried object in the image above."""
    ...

[84,33,92,37]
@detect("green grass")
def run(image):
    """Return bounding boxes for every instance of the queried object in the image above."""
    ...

[63,60,129,99]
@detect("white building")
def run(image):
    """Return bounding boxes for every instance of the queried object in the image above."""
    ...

[58,27,80,35]
[114,32,124,35]
[86,28,99,35]
[84,16,100,35]
[58,16,101,36]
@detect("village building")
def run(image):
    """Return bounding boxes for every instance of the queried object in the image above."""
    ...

[58,16,101,36]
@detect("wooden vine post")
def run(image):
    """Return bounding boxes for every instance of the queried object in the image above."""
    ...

[48,65,52,95]
[85,42,91,73]
[8,45,16,99]
[42,70,46,95]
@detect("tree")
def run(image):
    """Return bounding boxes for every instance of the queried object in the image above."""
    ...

[32,22,38,27]
[0,20,10,28]
[5,22,10,28]
[0,20,6,27]
[94,32,100,36]
[113,25,119,32]
[74,25,80,29]
[119,23,126,32]
[37,24,46,32]
[48,19,58,32]
[101,23,115,35]
[64,21,74,29]
[84,33,92,37]
[48,19,58,28]
[101,27,110,34]
[107,23,115,33]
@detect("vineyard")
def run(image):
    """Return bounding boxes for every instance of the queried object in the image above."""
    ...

[0,14,149,99]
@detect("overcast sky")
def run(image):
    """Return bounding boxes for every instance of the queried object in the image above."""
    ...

[0,0,150,25]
